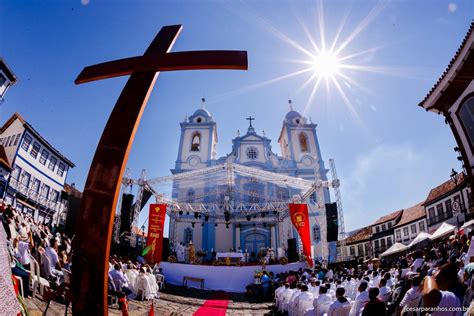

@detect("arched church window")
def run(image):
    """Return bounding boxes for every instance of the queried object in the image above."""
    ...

[187,189,195,203]
[457,95,474,148]
[191,132,201,151]
[184,227,193,244]
[246,147,258,160]
[299,133,309,152]
[313,225,320,242]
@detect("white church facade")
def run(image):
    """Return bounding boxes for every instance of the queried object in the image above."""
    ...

[168,104,333,262]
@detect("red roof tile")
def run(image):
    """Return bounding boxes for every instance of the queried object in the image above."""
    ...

[424,173,467,205]
[373,209,403,225]
[394,203,425,228]
[345,226,372,244]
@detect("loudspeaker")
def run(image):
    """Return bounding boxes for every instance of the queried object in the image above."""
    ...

[326,202,339,242]
[120,194,134,236]
[65,194,81,238]
[162,238,170,262]
[287,238,298,263]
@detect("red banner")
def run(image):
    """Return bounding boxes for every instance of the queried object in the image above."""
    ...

[289,203,314,267]
[145,204,166,264]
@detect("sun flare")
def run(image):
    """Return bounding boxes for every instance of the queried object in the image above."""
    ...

[311,50,341,78]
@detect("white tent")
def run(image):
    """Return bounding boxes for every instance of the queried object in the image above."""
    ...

[380,242,408,257]
[408,232,432,247]
[461,219,474,230]
[430,223,456,240]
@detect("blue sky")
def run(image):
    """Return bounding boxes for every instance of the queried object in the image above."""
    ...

[1,0,473,233]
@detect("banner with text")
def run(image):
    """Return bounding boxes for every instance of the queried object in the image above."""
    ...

[145,204,166,264]
[289,203,314,267]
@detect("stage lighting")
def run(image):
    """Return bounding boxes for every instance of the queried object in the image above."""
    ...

[179,210,183,215]
[253,214,257,219]
[246,215,251,221]
[261,212,265,218]
[205,215,209,221]
[201,223,205,227]
[263,223,267,228]
[226,223,229,228]
[273,211,277,215]
[186,211,189,215]
[191,222,195,228]
[194,212,199,219]
[215,223,218,227]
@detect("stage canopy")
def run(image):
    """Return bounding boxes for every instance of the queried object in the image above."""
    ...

[430,222,456,241]
[124,162,336,224]
[380,242,408,257]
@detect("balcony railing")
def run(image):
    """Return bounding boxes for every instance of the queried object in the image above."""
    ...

[427,211,454,226]
[9,178,61,212]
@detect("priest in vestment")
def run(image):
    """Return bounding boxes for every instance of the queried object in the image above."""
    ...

[188,241,195,263]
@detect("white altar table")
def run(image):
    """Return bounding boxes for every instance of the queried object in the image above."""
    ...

[215,252,244,261]
[159,262,307,292]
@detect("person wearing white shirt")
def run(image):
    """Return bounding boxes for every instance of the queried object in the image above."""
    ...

[410,251,424,272]
[370,271,380,288]
[294,285,314,316]
[310,280,321,297]
[344,276,356,300]
[399,275,422,313]
[377,278,392,304]
[431,291,463,316]
[15,234,32,270]
[350,281,369,316]
[328,287,352,316]
[326,269,334,280]
[281,285,295,313]
[45,237,61,271]
[288,285,302,316]
[311,286,332,316]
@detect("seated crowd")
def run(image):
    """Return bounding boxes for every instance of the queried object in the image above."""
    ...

[0,199,164,310]
[272,232,474,316]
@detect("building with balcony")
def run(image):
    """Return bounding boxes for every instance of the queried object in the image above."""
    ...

[0,112,75,224]
[370,210,402,257]
[393,203,427,244]
[423,172,471,231]
[419,21,474,209]
[342,226,372,261]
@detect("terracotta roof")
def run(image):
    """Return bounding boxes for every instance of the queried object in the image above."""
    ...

[394,203,425,228]
[0,112,75,167]
[63,183,82,197]
[345,226,372,244]
[424,173,467,205]
[419,20,474,111]
[0,145,10,170]
[373,209,403,225]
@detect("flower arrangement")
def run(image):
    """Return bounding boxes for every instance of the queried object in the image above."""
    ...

[196,250,207,257]
[279,256,288,265]
[225,257,231,266]
[168,255,177,263]
[254,270,263,278]
[192,258,201,265]
[212,260,222,266]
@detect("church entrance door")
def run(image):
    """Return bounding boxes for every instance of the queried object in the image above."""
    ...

[244,233,266,262]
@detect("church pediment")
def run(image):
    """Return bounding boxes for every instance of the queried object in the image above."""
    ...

[241,135,262,142]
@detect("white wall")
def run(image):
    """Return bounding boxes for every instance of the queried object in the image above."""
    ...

[0,117,24,164]
[394,219,427,244]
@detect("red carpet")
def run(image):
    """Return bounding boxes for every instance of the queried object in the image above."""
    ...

[193,293,229,316]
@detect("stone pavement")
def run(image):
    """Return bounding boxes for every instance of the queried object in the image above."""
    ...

[23,287,273,315]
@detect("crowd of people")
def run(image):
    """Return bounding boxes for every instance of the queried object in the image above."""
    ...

[271,232,474,315]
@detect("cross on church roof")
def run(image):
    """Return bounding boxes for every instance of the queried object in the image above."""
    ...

[288,99,293,111]
[246,116,255,128]
[201,97,206,109]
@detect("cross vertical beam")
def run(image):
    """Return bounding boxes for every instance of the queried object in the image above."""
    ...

[71,24,247,315]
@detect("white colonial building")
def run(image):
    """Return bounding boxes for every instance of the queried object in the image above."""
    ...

[0,113,75,224]
[393,203,427,244]
[423,172,471,232]
[169,104,335,262]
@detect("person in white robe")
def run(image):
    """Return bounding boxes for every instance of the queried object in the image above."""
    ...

[328,288,351,316]
[377,278,392,304]
[344,276,356,300]
[281,285,295,313]
[177,242,185,262]
[305,286,332,316]
[288,286,302,316]
[294,285,314,316]
[350,281,369,316]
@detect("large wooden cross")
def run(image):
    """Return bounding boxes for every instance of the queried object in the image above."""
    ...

[72,25,247,315]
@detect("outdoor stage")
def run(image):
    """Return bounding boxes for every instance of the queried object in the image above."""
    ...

[159,262,307,292]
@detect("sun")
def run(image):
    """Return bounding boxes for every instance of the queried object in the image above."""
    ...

[311,50,341,78]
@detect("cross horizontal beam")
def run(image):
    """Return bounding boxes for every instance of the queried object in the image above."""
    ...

[75,51,248,84]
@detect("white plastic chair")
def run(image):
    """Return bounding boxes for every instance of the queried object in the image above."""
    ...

[155,274,165,290]
[30,256,50,297]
